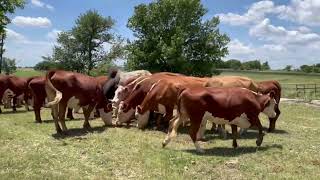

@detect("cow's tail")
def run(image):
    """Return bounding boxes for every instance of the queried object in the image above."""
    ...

[45,71,62,107]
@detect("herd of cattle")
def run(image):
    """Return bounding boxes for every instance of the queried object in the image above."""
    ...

[0,69,281,152]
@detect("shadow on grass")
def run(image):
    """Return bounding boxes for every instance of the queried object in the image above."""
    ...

[0,110,28,114]
[52,125,108,139]
[41,118,84,123]
[183,144,283,156]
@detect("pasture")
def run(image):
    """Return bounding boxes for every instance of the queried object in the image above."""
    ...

[1,68,319,179]
[0,103,320,179]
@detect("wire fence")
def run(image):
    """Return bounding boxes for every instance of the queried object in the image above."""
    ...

[281,83,320,100]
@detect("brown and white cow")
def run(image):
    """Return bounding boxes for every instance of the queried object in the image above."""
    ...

[28,76,96,123]
[116,72,195,128]
[257,80,281,132]
[45,70,114,134]
[0,75,34,112]
[162,87,277,153]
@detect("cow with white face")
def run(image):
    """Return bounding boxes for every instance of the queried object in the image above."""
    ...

[163,87,277,153]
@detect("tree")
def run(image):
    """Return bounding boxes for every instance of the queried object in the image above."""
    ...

[261,61,270,70]
[72,10,115,74]
[283,65,292,71]
[2,57,17,75]
[0,0,25,73]
[222,59,242,70]
[126,0,229,76]
[241,60,261,70]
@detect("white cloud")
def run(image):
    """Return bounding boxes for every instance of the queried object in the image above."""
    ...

[31,0,54,11]
[5,29,27,42]
[278,0,320,26]
[12,16,52,28]
[217,0,284,26]
[249,18,320,45]
[46,29,61,40]
[228,39,254,55]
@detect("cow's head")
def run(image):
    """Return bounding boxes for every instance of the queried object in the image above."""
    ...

[115,101,135,125]
[262,91,277,118]
[96,87,113,126]
[111,85,130,106]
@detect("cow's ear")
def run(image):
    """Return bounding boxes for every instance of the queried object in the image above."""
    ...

[137,105,142,114]
[269,90,275,99]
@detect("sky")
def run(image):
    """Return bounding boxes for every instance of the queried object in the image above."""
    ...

[4,0,320,69]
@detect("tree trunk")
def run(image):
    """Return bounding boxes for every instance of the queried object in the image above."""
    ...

[0,33,5,74]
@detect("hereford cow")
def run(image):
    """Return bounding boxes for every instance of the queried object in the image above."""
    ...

[116,72,190,128]
[110,70,151,116]
[257,80,281,132]
[0,75,34,112]
[0,75,9,113]
[45,70,115,134]
[162,87,277,153]
[28,76,92,123]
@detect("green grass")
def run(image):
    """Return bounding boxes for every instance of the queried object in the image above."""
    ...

[0,103,319,179]
[13,68,44,77]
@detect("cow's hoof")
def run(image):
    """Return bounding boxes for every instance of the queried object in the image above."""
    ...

[35,121,42,124]
[256,139,263,147]
[232,141,238,149]
[83,124,92,130]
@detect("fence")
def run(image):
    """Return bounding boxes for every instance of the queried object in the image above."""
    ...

[281,83,320,99]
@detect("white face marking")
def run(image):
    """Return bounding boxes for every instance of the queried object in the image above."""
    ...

[112,85,125,105]
[263,98,277,118]
[98,108,113,125]
[135,110,150,129]
[67,96,80,109]
[205,112,251,129]
[116,102,135,124]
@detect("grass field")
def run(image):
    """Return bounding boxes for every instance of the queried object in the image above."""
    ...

[0,103,319,179]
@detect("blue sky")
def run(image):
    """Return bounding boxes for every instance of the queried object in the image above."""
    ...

[4,0,320,69]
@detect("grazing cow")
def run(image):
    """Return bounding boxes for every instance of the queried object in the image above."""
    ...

[0,75,34,112]
[28,76,93,123]
[257,80,281,132]
[136,76,209,128]
[110,70,151,115]
[162,87,277,153]
[116,72,189,127]
[45,70,114,134]
[0,75,9,113]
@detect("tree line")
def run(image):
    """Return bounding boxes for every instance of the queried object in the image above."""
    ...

[283,64,320,73]
[217,59,270,71]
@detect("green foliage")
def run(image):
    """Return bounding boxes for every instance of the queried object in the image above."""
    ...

[37,10,122,74]
[261,61,270,70]
[2,57,17,74]
[220,59,242,70]
[299,64,320,73]
[126,0,229,76]
[283,65,292,71]
[34,59,63,71]
[241,60,261,70]
[0,0,25,33]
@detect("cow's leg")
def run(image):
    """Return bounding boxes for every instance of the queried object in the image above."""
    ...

[210,122,217,133]
[51,105,62,133]
[189,116,204,153]
[161,107,173,130]
[66,108,74,120]
[12,96,17,112]
[197,118,207,141]
[268,105,280,132]
[34,107,42,123]
[162,115,182,147]
[24,95,29,111]
[219,124,228,139]
[256,119,264,146]
[58,102,68,132]
[83,105,95,129]
[231,125,238,148]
